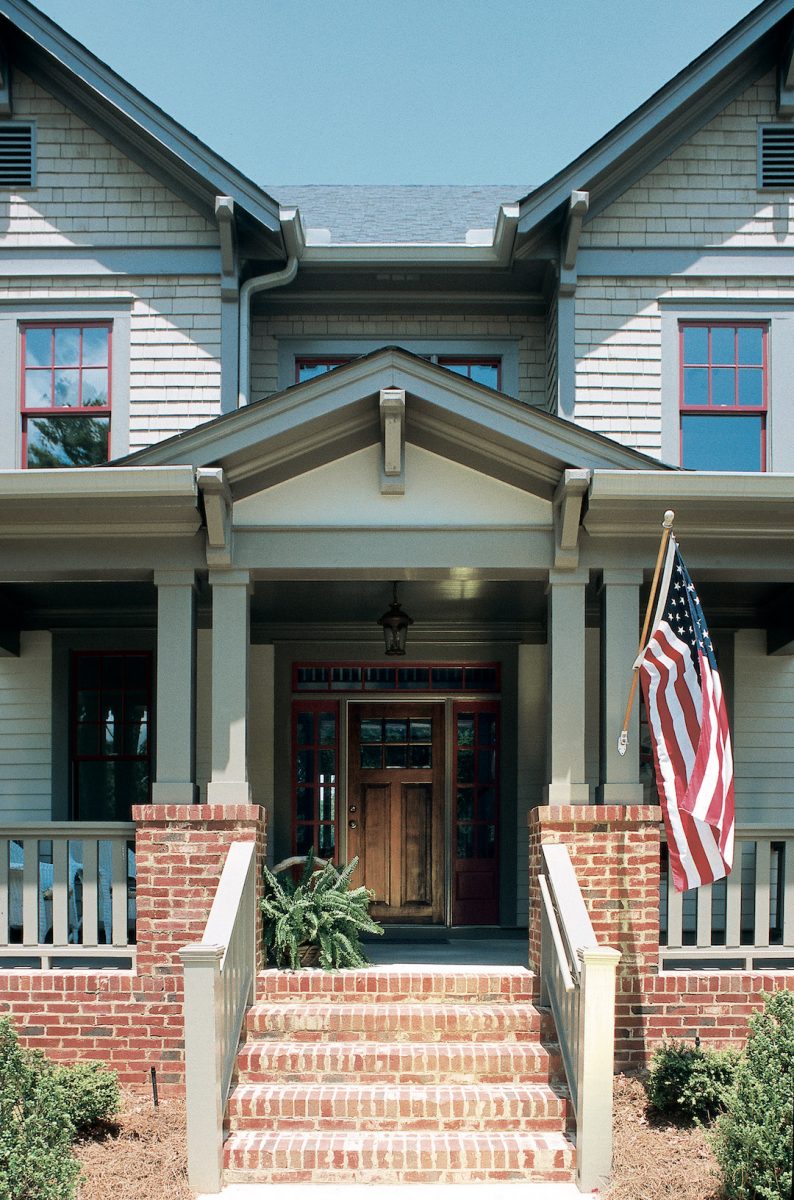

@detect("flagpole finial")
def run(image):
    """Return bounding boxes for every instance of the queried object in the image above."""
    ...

[663,509,675,529]
[617,729,628,756]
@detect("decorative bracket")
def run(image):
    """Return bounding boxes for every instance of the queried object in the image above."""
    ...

[553,468,591,570]
[379,387,405,495]
[214,196,238,301]
[560,190,589,296]
[779,30,794,114]
[197,467,233,567]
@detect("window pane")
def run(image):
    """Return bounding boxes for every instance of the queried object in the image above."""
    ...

[76,690,99,723]
[444,362,468,377]
[479,787,497,821]
[318,824,335,855]
[24,369,52,406]
[465,667,499,691]
[682,326,708,364]
[457,789,474,821]
[384,720,407,742]
[296,786,314,821]
[360,745,382,769]
[318,714,336,745]
[83,327,109,366]
[385,745,407,768]
[76,656,100,688]
[469,363,499,388]
[397,667,430,690]
[364,668,396,690]
[409,744,432,768]
[25,328,51,367]
[477,748,496,783]
[297,749,314,784]
[54,327,80,366]
[682,368,707,406]
[477,825,497,859]
[478,713,497,744]
[457,717,475,747]
[738,327,763,365]
[54,369,80,407]
[296,824,313,854]
[711,367,735,407]
[711,327,736,365]
[319,749,335,778]
[296,712,314,746]
[330,667,361,690]
[360,719,382,742]
[26,415,109,468]
[103,657,125,689]
[318,784,335,822]
[82,368,108,407]
[123,721,148,755]
[738,369,763,407]
[76,724,99,755]
[432,667,463,689]
[125,657,148,689]
[76,760,147,821]
[457,825,474,859]
[682,415,762,471]
[457,749,474,784]
[410,720,432,742]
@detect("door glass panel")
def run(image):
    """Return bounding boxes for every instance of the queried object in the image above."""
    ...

[477,748,496,783]
[296,786,314,821]
[318,784,335,822]
[360,745,382,769]
[457,749,474,783]
[385,745,407,768]
[410,720,432,742]
[319,749,335,778]
[478,713,497,744]
[477,825,497,858]
[456,718,475,746]
[296,712,314,745]
[296,824,313,854]
[479,787,496,821]
[360,719,382,742]
[318,825,335,855]
[409,744,432,769]
[296,749,314,784]
[384,720,407,742]
[457,789,474,821]
[457,825,474,858]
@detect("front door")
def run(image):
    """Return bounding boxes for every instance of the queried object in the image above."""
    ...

[347,702,445,923]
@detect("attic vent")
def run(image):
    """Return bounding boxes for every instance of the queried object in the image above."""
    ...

[759,124,794,189]
[0,122,34,187]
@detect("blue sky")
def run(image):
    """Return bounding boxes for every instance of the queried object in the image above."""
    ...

[32,0,757,187]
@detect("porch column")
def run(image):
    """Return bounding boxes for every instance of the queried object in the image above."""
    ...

[545,569,590,804]
[207,570,252,804]
[152,570,197,804]
[600,570,644,804]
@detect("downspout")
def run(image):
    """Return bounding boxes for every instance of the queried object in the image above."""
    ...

[238,208,303,407]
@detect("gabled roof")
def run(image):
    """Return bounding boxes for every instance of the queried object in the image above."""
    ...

[0,0,283,252]
[122,347,669,500]
[266,186,532,245]
[517,0,794,243]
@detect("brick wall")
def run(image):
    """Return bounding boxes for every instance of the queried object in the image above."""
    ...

[0,804,265,1091]
[529,805,794,1068]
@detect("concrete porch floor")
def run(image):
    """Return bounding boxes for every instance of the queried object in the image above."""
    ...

[362,934,529,967]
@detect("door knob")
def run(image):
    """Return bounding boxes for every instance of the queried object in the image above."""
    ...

[348,820,358,830]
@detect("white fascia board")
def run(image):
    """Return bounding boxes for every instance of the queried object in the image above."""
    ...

[516,0,793,235]
[589,469,794,505]
[0,464,198,501]
[1,0,281,235]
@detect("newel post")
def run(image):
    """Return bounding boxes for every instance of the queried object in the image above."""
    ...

[576,944,622,1193]
[179,943,225,1194]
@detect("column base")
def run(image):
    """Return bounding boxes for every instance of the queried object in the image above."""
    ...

[599,783,646,805]
[206,779,253,805]
[151,781,198,805]
[544,783,592,805]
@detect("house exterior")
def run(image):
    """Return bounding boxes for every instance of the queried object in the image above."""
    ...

[0,0,793,1161]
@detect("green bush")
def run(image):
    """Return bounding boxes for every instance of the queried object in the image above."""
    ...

[646,1038,738,1122]
[52,1059,120,1131]
[0,1017,82,1200]
[712,989,794,1200]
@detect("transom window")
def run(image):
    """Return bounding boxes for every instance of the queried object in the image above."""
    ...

[293,662,500,693]
[21,322,111,468]
[679,322,766,471]
[295,354,501,390]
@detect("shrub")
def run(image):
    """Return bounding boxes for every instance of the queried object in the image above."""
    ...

[0,1017,82,1200]
[52,1059,120,1130]
[262,851,383,969]
[712,989,794,1200]
[646,1038,738,1122]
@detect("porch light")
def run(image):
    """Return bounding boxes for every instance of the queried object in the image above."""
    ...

[378,581,414,656]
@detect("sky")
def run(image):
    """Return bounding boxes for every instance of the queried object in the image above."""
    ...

[30,0,759,188]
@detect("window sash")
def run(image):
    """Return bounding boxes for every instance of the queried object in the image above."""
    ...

[679,322,767,471]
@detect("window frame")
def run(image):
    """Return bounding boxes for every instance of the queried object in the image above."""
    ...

[678,320,768,472]
[20,320,113,469]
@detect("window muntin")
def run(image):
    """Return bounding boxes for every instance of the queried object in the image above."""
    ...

[679,323,766,471]
[21,322,112,468]
[71,651,152,821]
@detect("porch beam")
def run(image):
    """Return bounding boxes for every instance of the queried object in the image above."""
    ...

[545,570,591,804]
[152,570,197,804]
[599,570,644,803]
[207,570,252,804]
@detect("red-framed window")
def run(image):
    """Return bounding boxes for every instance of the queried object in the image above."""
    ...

[452,701,499,924]
[21,322,112,468]
[292,700,339,859]
[295,357,351,383]
[71,651,152,821]
[679,322,767,471]
[292,661,501,694]
[437,357,501,390]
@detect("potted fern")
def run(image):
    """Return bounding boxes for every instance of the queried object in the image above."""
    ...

[261,850,383,969]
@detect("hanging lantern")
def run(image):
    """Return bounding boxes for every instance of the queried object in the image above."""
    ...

[377,581,414,656]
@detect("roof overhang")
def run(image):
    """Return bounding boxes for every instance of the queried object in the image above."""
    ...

[122,348,663,502]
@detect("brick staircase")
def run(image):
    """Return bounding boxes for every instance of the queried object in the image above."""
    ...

[223,965,576,1185]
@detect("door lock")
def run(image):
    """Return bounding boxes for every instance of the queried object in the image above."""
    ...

[348,805,357,813]
[348,820,358,830]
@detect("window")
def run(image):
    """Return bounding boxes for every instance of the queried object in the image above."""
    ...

[21,322,112,468]
[292,702,338,857]
[291,350,509,392]
[437,357,501,389]
[295,357,351,383]
[71,652,152,821]
[679,323,766,471]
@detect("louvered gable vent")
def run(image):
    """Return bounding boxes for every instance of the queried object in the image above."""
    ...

[0,123,34,187]
[760,125,794,189]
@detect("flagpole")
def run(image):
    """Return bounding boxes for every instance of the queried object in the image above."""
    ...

[616,509,675,756]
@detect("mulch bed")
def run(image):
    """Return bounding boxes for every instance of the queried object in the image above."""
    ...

[75,1092,191,1200]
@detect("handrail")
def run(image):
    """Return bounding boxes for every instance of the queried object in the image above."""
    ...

[539,841,621,1194]
[179,839,257,1194]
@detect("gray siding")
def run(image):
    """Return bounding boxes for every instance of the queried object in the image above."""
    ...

[0,632,52,822]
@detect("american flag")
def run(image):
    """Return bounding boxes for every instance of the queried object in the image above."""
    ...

[637,535,734,893]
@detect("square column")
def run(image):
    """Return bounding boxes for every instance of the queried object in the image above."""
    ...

[600,569,645,804]
[207,570,252,805]
[545,570,591,804]
[153,570,197,805]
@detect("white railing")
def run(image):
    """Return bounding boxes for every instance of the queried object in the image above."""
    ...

[660,828,794,970]
[539,842,621,1194]
[0,823,136,968]
[179,840,257,1195]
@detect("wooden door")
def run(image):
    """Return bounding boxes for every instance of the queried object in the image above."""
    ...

[347,703,445,924]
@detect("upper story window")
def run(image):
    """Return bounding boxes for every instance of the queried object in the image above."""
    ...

[21,322,111,468]
[679,322,767,472]
[295,354,502,390]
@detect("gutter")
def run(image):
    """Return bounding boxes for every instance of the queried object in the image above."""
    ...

[237,209,302,407]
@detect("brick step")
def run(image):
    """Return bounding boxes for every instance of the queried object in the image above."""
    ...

[246,1001,543,1042]
[226,1081,568,1132]
[223,1128,575,1185]
[257,966,536,1005]
[236,1040,561,1085]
